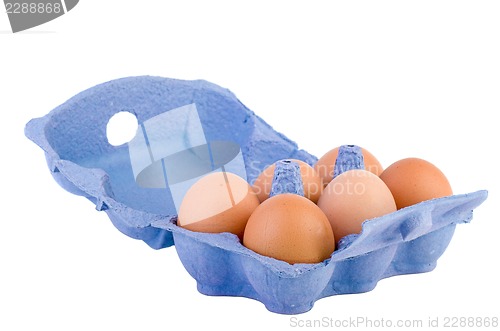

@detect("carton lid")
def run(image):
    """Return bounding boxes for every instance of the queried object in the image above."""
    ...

[25,76,316,249]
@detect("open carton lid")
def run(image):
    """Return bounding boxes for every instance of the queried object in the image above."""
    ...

[24,75,315,249]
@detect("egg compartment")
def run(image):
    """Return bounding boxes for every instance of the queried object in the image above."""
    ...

[25,76,488,314]
[152,190,485,314]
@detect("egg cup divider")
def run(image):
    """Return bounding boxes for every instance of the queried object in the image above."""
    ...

[25,76,488,315]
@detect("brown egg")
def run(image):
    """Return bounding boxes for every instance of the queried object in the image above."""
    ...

[178,172,260,240]
[380,157,453,209]
[318,169,397,242]
[243,194,335,264]
[252,159,323,203]
[314,146,383,187]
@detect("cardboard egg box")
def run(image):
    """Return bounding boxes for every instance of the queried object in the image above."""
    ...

[25,76,487,314]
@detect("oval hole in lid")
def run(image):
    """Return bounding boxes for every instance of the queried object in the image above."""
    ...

[106,111,139,146]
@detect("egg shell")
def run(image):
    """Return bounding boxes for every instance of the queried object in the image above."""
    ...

[315,146,383,187]
[380,157,453,209]
[25,76,488,314]
[178,172,260,240]
[252,159,323,203]
[318,169,397,242]
[243,194,335,264]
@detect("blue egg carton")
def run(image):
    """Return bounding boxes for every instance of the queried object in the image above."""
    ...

[25,76,488,314]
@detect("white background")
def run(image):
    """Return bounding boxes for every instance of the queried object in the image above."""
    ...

[1,1,498,330]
